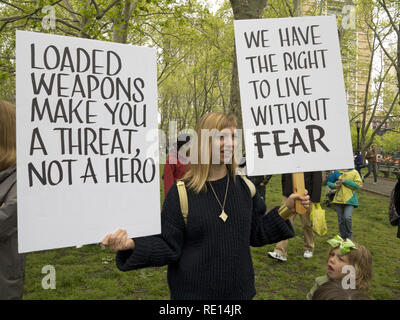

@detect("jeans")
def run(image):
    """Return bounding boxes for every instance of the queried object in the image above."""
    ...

[336,204,354,240]
[364,162,377,182]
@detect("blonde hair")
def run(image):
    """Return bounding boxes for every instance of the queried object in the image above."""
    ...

[0,100,16,172]
[327,242,373,293]
[183,112,238,193]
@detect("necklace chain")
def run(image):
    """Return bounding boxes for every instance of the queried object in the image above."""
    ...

[208,175,229,222]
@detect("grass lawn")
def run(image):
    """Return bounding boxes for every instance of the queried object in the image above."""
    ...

[23,174,400,300]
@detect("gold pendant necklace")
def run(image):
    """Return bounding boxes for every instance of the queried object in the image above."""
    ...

[208,175,230,222]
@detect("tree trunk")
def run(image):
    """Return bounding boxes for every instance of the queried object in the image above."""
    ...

[229,0,268,129]
[112,0,137,44]
[293,0,303,16]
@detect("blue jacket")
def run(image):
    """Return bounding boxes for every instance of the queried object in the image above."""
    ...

[354,154,363,166]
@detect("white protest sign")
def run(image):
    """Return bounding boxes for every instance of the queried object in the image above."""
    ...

[234,16,354,176]
[16,31,160,253]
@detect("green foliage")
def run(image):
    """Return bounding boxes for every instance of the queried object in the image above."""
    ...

[0,0,233,132]
[376,131,400,154]
[350,124,376,151]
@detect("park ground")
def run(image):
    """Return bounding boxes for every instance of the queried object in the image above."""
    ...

[23,172,400,300]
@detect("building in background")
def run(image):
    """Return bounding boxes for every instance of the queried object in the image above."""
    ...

[303,0,372,115]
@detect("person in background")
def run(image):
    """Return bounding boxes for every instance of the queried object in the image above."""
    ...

[0,100,25,300]
[268,171,322,261]
[327,168,362,241]
[163,134,191,196]
[388,172,400,239]
[363,145,377,184]
[354,150,363,177]
[236,155,271,202]
[397,176,400,240]
[249,175,272,201]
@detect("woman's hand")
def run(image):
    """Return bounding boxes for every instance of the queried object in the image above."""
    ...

[285,190,310,213]
[101,229,135,252]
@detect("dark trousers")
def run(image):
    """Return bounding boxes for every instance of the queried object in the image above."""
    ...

[355,165,362,177]
[364,162,377,182]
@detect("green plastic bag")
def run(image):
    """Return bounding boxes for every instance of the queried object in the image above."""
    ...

[310,202,327,236]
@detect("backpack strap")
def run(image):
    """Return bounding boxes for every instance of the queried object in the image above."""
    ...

[240,175,256,198]
[176,180,188,223]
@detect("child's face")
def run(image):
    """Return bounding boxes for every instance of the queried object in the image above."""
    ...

[327,248,350,280]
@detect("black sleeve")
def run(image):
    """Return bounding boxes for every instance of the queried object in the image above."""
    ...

[394,181,400,216]
[116,184,185,271]
[250,194,295,247]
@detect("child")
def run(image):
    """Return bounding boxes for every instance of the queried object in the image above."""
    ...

[307,235,372,300]
[312,279,371,300]
[327,169,362,240]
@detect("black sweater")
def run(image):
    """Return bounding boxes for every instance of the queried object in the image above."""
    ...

[116,175,295,300]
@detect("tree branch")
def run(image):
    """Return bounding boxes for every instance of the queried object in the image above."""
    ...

[283,0,294,17]
[0,0,26,12]
[60,0,82,22]
[0,0,63,32]
[378,0,399,34]
[365,19,397,73]
[94,0,121,20]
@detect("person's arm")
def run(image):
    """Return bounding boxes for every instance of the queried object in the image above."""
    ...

[0,183,17,241]
[343,171,363,190]
[249,191,309,247]
[102,185,185,271]
[327,171,339,189]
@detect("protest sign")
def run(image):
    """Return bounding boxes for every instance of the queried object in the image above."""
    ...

[16,31,160,253]
[234,16,354,176]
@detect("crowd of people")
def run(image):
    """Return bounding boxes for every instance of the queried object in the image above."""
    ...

[1,104,399,300]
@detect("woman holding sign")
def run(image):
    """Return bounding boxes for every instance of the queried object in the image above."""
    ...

[102,112,310,299]
[0,100,26,300]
